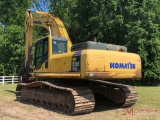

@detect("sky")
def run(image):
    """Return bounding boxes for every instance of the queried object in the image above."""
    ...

[32,0,49,12]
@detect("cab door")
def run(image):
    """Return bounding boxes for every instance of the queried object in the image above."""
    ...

[33,37,49,72]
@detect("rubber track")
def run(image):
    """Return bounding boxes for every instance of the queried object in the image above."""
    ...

[16,81,95,115]
[86,80,138,107]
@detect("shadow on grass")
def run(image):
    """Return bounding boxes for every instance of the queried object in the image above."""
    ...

[93,94,119,112]
[18,100,118,116]
[4,90,16,94]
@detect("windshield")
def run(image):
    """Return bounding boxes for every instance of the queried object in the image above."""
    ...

[52,40,67,54]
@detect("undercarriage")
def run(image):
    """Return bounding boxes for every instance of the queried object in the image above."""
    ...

[16,80,137,115]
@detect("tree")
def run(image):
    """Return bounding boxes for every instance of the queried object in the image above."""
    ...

[49,0,160,84]
[0,0,32,75]
[121,0,160,84]
[0,0,159,85]
[0,0,32,26]
[0,25,24,75]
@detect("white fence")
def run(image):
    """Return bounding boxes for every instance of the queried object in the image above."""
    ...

[0,76,21,85]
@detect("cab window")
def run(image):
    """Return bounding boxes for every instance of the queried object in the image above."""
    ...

[52,40,67,54]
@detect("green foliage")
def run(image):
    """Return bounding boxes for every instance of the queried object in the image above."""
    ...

[0,0,31,26]
[119,1,160,84]
[0,0,159,85]
[0,25,24,75]
[0,0,32,75]
[49,0,160,85]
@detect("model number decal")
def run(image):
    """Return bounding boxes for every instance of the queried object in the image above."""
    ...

[71,51,82,72]
[72,57,80,72]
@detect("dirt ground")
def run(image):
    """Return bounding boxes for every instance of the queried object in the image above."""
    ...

[0,85,159,120]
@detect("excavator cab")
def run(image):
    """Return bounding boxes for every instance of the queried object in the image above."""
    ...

[33,35,67,71]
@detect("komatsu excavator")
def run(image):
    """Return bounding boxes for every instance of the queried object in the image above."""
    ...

[16,10,141,115]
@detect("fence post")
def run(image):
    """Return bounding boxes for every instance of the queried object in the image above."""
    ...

[2,76,4,85]
[12,76,14,84]
[20,76,22,83]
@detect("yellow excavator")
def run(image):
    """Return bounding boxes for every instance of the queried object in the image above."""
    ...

[16,10,141,115]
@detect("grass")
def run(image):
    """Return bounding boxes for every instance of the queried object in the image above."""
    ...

[0,84,159,120]
[0,84,160,109]
[0,84,17,98]
[135,86,160,110]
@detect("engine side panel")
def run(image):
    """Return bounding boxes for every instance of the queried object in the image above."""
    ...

[81,50,141,79]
